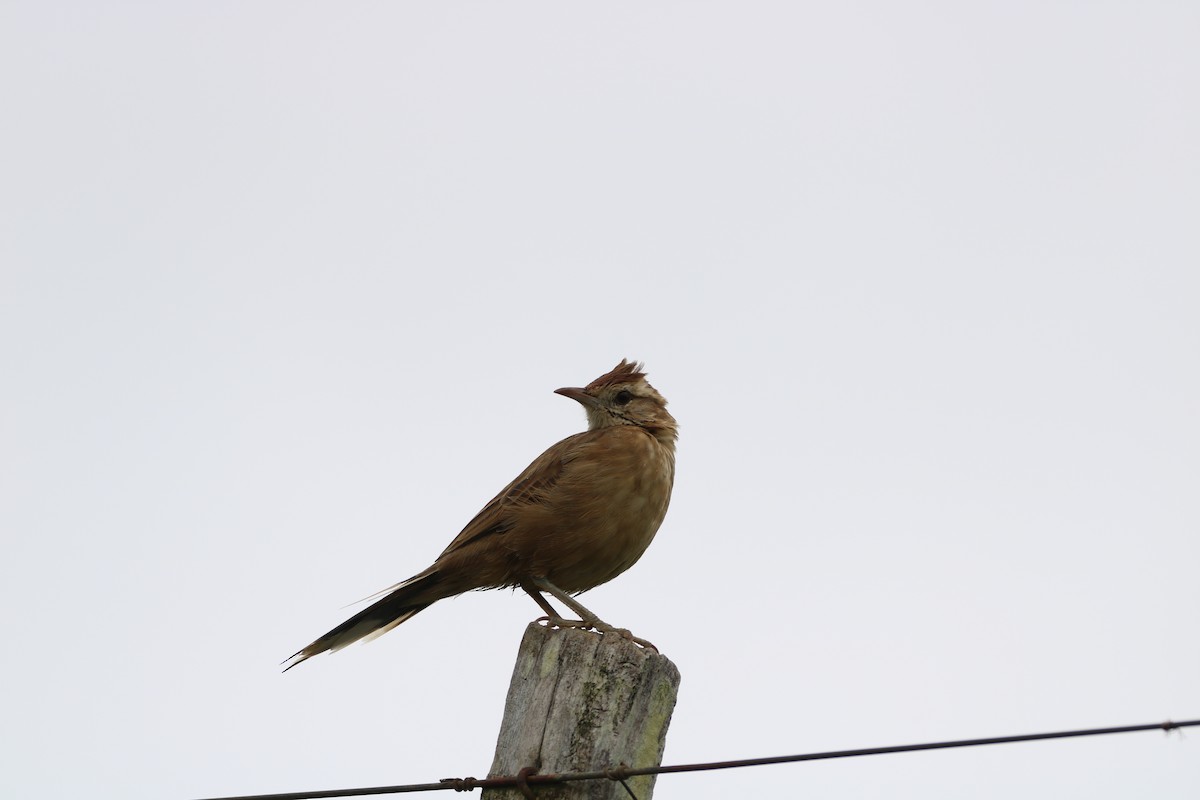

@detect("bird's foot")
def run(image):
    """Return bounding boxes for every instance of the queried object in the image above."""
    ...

[593,623,659,652]
[535,615,596,631]
[535,615,658,652]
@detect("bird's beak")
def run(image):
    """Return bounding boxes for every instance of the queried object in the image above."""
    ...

[555,386,601,409]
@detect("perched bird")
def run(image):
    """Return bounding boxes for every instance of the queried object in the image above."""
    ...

[284,359,677,670]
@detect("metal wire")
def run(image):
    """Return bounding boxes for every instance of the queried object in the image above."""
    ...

[189,718,1197,800]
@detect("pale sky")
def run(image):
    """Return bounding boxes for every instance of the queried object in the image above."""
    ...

[2,3,1197,799]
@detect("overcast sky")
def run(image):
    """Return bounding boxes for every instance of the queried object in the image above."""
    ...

[2,3,1197,799]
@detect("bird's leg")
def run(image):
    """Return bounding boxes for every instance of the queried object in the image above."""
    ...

[519,579,592,630]
[516,582,571,623]
[529,577,607,626]
[527,576,658,652]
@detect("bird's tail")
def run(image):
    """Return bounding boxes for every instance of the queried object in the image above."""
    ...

[283,571,442,671]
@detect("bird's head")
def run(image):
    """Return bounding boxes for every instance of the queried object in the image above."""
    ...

[556,359,677,444]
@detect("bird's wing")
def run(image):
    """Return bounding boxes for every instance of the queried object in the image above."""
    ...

[435,430,592,558]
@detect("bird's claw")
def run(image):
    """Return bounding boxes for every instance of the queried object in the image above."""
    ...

[595,624,659,652]
[534,616,658,652]
[535,615,596,631]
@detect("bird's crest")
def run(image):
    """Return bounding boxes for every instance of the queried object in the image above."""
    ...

[585,359,646,391]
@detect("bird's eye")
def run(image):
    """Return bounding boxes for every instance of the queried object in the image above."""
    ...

[614,390,633,406]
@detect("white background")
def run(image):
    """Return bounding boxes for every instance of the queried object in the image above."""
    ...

[2,3,1197,798]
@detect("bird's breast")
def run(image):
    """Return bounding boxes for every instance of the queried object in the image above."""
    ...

[531,426,676,592]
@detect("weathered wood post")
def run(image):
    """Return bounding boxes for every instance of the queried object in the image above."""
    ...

[482,623,682,800]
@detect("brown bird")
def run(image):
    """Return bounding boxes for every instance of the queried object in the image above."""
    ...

[284,359,677,670]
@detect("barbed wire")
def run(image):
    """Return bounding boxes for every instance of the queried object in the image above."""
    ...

[191,718,1196,800]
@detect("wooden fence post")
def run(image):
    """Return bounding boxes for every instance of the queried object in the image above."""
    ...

[482,622,681,800]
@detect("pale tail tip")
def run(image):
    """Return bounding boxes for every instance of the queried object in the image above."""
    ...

[281,650,311,672]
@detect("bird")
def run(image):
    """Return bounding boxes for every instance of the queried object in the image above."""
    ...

[283,359,677,670]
